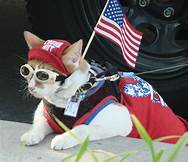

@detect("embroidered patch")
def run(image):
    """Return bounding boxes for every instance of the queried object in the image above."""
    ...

[122,73,168,107]
[123,74,151,97]
[152,91,168,107]
[42,40,63,52]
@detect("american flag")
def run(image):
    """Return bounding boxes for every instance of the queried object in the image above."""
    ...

[94,0,143,68]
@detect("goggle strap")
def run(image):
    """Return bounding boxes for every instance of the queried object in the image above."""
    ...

[56,75,70,85]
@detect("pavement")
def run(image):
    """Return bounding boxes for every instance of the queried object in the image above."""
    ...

[0,0,37,123]
[0,120,188,162]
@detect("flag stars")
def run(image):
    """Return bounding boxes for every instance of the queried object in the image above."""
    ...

[104,0,124,25]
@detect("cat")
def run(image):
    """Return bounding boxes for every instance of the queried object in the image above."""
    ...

[20,31,188,150]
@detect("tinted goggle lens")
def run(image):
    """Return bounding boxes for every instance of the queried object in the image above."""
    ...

[20,66,30,76]
[20,64,33,79]
[36,71,49,81]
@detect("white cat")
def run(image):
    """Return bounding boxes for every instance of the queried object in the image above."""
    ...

[20,31,132,150]
[20,31,188,150]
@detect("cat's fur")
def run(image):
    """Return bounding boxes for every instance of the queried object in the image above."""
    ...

[21,31,132,150]
[21,31,188,150]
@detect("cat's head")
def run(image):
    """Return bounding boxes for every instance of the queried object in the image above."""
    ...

[20,31,90,103]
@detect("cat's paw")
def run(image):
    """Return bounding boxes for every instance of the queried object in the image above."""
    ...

[51,134,79,150]
[20,130,45,146]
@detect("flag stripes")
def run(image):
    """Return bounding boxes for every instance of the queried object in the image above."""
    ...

[94,0,143,68]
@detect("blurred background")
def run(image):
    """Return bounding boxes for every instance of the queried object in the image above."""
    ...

[0,0,35,123]
[0,0,187,123]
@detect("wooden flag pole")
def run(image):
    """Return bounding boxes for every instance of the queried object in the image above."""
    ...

[82,30,96,59]
[82,0,110,59]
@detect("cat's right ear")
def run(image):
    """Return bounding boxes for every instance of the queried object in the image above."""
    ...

[24,31,45,49]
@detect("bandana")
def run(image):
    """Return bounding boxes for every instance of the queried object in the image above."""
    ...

[28,39,71,75]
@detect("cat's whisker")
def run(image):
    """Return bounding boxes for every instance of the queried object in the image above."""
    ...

[22,89,29,98]
[23,90,33,99]
[18,81,33,100]
[15,54,27,63]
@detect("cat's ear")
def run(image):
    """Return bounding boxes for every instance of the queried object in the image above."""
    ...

[24,31,45,49]
[62,39,83,72]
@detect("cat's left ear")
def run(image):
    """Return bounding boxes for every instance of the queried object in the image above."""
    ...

[24,31,45,49]
[62,39,83,72]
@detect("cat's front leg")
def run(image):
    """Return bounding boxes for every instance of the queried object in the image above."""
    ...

[51,103,132,150]
[21,101,53,145]
[51,124,102,150]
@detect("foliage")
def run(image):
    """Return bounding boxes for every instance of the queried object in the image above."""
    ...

[58,114,188,162]
[19,114,188,162]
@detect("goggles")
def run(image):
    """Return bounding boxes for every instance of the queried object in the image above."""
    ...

[20,64,68,84]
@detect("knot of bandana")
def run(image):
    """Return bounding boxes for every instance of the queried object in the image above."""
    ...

[28,40,71,75]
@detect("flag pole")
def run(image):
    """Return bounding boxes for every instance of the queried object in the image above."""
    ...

[82,31,96,59]
[82,0,110,59]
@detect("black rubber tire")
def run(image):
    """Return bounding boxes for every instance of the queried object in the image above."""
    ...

[25,0,188,119]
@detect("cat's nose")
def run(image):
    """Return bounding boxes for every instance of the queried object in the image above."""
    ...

[28,86,35,92]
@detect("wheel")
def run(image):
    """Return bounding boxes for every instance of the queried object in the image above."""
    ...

[25,0,188,119]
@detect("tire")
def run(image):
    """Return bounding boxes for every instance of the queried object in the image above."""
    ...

[25,0,188,119]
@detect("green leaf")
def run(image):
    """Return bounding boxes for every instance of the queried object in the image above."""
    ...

[18,142,25,162]
[131,114,157,162]
[119,155,130,162]
[119,153,134,162]
[103,149,140,162]
[52,114,81,142]
[75,136,89,162]
[119,150,140,162]
[89,151,100,162]
[164,132,188,162]
[61,154,75,162]
[154,136,180,143]
[155,149,164,162]
[103,155,119,162]
[131,114,153,147]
